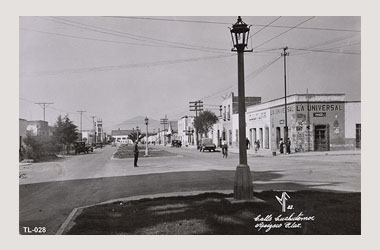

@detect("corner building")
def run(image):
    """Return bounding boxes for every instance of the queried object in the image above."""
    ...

[246,94,361,152]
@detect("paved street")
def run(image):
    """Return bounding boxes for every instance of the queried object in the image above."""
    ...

[19,145,360,234]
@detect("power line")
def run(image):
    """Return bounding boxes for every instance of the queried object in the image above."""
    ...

[42,17,228,54]
[21,54,234,77]
[20,97,76,115]
[253,17,316,50]
[20,28,175,49]
[246,56,282,80]
[289,47,360,55]
[250,16,282,38]
[103,16,360,33]
[290,34,360,56]
[200,55,282,101]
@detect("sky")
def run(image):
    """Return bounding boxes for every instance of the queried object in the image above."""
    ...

[19,16,361,132]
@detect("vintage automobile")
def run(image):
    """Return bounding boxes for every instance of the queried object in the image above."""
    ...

[171,140,182,148]
[200,138,216,152]
[74,141,93,154]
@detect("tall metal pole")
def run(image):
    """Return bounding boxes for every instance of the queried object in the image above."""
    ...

[282,47,289,141]
[145,117,149,156]
[233,48,253,200]
[77,110,86,134]
[90,115,96,144]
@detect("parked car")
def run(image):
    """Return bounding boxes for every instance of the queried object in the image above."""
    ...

[200,138,216,152]
[171,140,182,148]
[74,141,93,154]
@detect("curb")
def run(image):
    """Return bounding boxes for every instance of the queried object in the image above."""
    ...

[56,189,234,235]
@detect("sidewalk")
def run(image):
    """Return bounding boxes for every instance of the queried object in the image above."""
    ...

[227,148,361,157]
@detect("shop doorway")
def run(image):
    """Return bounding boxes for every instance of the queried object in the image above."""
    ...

[356,124,361,148]
[217,130,220,147]
[276,127,281,149]
[259,128,263,147]
[314,125,330,151]
[265,127,269,149]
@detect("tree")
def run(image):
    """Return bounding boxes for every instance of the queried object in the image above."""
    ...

[23,133,43,161]
[193,110,219,138]
[53,115,79,154]
[128,131,145,143]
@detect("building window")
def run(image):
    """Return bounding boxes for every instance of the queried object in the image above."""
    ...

[235,129,239,146]
[223,106,226,121]
[227,105,231,120]
[229,130,232,145]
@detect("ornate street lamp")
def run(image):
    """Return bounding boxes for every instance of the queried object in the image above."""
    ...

[136,126,139,143]
[230,16,253,200]
[145,116,149,156]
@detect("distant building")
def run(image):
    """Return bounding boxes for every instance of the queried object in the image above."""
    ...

[111,128,133,144]
[167,121,178,144]
[19,118,27,146]
[345,101,361,149]
[26,120,52,137]
[177,116,195,146]
[81,130,96,144]
[211,92,261,147]
[96,119,105,143]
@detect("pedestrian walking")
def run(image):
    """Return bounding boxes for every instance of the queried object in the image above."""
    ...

[286,138,291,154]
[279,138,284,154]
[254,140,258,153]
[133,141,139,167]
[221,140,228,158]
[246,138,250,150]
[257,140,260,150]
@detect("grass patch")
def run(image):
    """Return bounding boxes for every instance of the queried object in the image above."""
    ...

[66,191,360,235]
[113,144,177,158]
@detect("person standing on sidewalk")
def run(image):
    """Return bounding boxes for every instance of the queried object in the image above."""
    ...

[279,138,284,154]
[133,141,139,167]
[221,139,228,158]
[286,138,291,154]
[246,138,250,150]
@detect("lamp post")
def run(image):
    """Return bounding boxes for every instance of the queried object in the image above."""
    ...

[230,16,253,200]
[282,47,289,143]
[136,126,139,143]
[145,116,149,156]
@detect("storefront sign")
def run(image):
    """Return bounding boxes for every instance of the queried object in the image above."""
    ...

[297,104,343,112]
[248,111,267,121]
[313,112,326,117]
[271,106,294,115]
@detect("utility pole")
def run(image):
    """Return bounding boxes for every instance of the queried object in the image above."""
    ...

[160,115,168,146]
[77,110,86,135]
[282,47,289,142]
[90,115,96,144]
[306,88,310,152]
[189,100,203,148]
[35,102,53,121]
